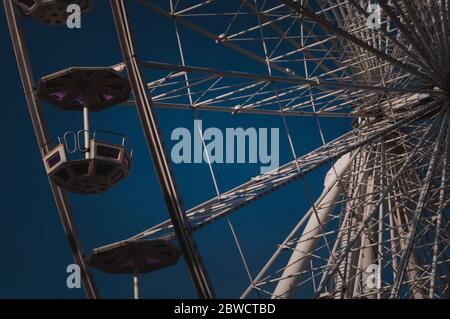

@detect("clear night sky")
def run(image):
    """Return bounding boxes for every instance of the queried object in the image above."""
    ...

[0,0,351,298]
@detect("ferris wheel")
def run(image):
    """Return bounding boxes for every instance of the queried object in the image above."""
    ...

[4,0,450,299]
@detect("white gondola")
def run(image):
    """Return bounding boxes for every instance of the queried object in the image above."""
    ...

[39,67,132,194]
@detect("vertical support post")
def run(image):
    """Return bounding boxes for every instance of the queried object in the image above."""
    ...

[334,150,371,298]
[109,0,215,299]
[133,267,140,299]
[83,105,90,158]
[359,171,377,299]
[429,117,449,298]
[3,0,99,299]
[272,154,352,299]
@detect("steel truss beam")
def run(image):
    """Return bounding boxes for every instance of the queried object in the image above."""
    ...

[141,61,437,95]
[280,0,435,84]
[124,98,444,243]
[390,110,449,298]
[312,108,447,298]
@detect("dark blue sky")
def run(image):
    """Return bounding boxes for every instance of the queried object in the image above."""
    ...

[0,1,351,298]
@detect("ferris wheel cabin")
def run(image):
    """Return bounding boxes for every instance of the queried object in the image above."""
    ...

[38,67,132,194]
[88,240,182,274]
[13,0,94,25]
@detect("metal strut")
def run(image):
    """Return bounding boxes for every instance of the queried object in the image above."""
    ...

[109,0,215,299]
